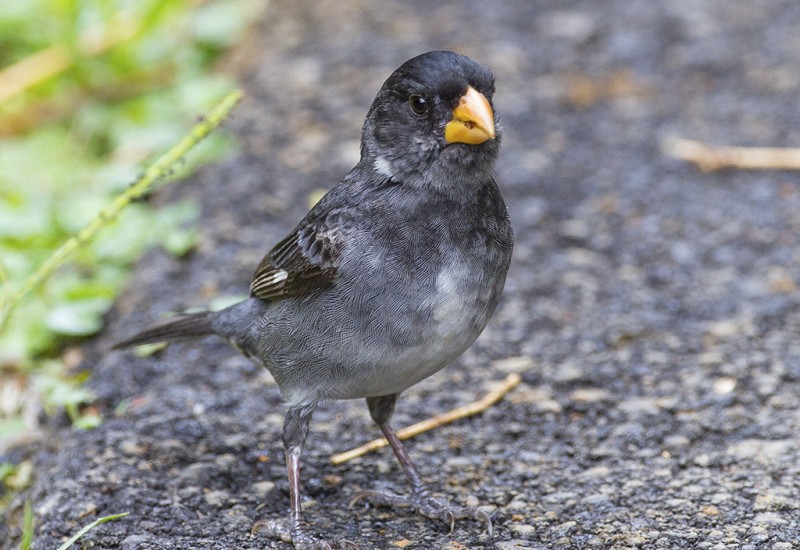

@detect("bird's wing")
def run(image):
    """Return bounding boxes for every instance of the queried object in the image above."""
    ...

[250,216,342,301]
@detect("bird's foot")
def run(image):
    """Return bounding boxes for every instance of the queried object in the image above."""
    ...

[252,519,358,549]
[351,489,492,536]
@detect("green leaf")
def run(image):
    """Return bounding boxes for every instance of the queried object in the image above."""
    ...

[32,371,95,408]
[73,412,102,430]
[45,297,112,336]
[19,500,33,550]
[56,512,129,550]
[163,228,197,257]
[0,418,26,441]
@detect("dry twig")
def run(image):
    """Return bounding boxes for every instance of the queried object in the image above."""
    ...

[663,136,800,172]
[330,372,522,465]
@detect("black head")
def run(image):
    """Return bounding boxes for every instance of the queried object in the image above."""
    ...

[360,51,501,189]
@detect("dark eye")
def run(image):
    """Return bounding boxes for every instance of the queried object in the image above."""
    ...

[408,94,429,116]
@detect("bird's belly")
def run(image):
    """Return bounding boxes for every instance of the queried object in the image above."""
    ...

[257,248,507,406]
[326,265,498,400]
[339,331,475,399]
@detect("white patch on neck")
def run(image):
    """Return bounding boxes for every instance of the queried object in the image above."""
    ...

[373,156,394,178]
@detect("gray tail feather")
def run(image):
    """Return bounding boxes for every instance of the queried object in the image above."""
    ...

[113,312,214,349]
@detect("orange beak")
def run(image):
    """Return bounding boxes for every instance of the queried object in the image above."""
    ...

[444,86,496,145]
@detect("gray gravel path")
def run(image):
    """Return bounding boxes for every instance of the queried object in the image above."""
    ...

[3,1,800,548]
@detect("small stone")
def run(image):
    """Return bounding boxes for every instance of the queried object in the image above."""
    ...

[494,541,536,550]
[753,512,788,525]
[119,441,146,456]
[713,376,737,395]
[507,499,530,511]
[570,387,611,403]
[446,456,473,468]
[694,453,711,467]
[510,386,562,413]
[491,355,535,373]
[253,481,275,496]
[620,397,664,415]
[699,351,724,366]
[175,462,217,485]
[122,535,155,549]
[204,489,229,507]
[583,493,610,505]
[663,434,690,448]
[701,505,719,516]
[559,219,591,241]
[578,465,610,479]
[545,491,577,504]
[666,498,691,508]
[557,520,577,533]
[710,493,731,504]
[754,493,792,512]
[323,474,342,486]
[706,318,751,339]
[510,523,537,536]
[464,495,482,508]
[728,439,794,464]
[214,454,237,469]
[553,360,585,382]
[766,266,796,293]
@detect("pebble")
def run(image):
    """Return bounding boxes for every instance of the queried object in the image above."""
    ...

[252,480,275,496]
[494,541,537,550]
[204,489,230,507]
[727,439,794,463]
[510,523,537,537]
[754,493,792,512]
[753,512,788,525]
[570,387,612,403]
[491,355,535,373]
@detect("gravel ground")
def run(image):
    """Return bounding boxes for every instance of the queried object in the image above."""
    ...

[4,0,800,548]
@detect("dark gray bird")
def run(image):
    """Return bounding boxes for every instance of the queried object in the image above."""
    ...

[115,50,513,549]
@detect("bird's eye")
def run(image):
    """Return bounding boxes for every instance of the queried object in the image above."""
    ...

[408,94,429,116]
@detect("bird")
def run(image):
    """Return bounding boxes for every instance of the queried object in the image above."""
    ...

[115,50,513,549]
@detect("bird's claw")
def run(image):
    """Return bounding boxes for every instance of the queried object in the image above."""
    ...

[290,533,357,550]
[351,489,493,536]
[253,519,357,549]
[474,508,493,537]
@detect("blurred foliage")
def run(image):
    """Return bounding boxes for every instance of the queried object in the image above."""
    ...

[0,0,259,441]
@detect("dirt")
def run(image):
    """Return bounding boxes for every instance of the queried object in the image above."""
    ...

[3,0,800,548]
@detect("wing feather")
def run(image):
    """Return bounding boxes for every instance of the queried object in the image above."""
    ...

[250,220,341,300]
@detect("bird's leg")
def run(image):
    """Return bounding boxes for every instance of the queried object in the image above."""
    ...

[352,394,492,535]
[277,405,356,550]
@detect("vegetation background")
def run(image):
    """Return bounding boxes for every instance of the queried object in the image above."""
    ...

[0,0,258,526]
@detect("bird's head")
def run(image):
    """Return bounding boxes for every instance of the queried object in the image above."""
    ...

[360,51,501,189]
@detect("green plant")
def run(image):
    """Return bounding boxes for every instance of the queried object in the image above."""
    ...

[0,0,256,440]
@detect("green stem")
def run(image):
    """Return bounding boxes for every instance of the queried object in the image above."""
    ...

[0,89,243,333]
[56,512,130,550]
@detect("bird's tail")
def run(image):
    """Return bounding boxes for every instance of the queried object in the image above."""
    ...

[113,312,214,349]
